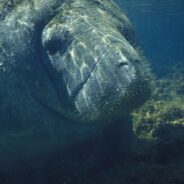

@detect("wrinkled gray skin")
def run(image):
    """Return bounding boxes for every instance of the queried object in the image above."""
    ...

[0,0,151,173]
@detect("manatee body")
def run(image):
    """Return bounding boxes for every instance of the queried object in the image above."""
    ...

[0,0,151,173]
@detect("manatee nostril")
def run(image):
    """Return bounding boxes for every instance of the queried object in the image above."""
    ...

[117,60,129,67]
[44,39,62,56]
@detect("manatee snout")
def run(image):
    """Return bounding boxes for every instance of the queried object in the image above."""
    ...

[41,2,151,123]
[72,41,151,123]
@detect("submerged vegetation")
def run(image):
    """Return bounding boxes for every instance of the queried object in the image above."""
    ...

[133,63,184,141]
[127,63,184,183]
[110,62,184,184]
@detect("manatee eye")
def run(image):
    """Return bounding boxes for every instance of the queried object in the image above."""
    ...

[44,39,63,56]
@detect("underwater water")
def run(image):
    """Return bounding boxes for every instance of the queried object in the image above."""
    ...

[0,0,184,184]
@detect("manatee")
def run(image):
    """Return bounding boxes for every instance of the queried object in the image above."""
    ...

[0,0,151,175]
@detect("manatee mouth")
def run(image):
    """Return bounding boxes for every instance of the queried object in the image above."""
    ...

[70,43,112,101]
[45,43,114,120]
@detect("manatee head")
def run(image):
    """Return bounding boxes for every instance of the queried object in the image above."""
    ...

[41,1,151,123]
[1,0,151,124]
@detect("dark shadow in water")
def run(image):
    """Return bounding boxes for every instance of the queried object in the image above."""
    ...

[0,117,133,184]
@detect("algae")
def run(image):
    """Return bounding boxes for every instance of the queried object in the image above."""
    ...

[132,63,184,141]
